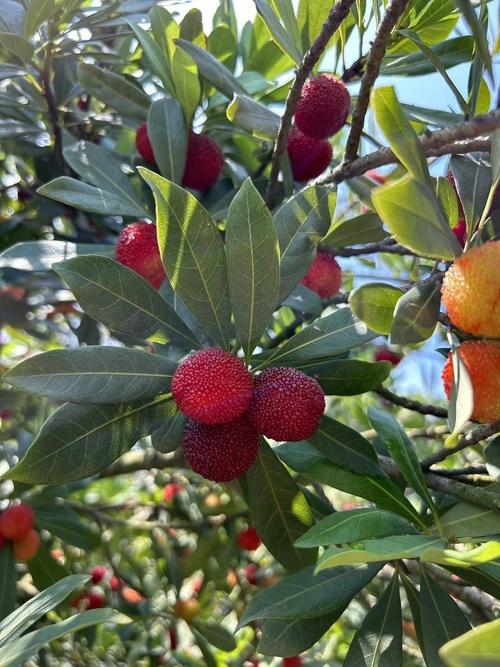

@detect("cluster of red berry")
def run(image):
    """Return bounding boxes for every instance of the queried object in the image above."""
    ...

[0,503,40,561]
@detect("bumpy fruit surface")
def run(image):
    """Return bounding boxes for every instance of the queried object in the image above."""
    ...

[163,482,183,503]
[174,598,200,623]
[374,347,401,366]
[441,241,500,338]
[249,367,325,441]
[300,250,342,298]
[90,565,107,584]
[135,122,155,164]
[13,529,40,561]
[182,416,260,482]
[238,526,261,551]
[115,221,165,289]
[0,504,35,540]
[295,74,350,140]
[287,128,332,181]
[181,132,224,190]
[172,348,253,424]
[442,341,500,423]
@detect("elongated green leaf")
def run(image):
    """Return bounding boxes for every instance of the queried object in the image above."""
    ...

[32,504,99,550]
[191,628,217,667]
[226,178,279,358]
[151,409,186,453]
[382,36,474,77]
[63,142,147,216]
[128,21,174,93]
[139,169,232,349]
[78,63,149,119]
[5,347,176,403]
[455,0,492,76]
[391,282,441,344]
[227,94,280,139]
[0,608,130,667]
[0,33,33,60]
[324,211,387,247]
[344,573,403,667]
[259,611,343,657]
[254,0,302,64]
[192,621,236,652]
[441,618,500,667]
[312,359,390,395]
[445,562,500,600]
[349,283,403,335]
[295,508,416,548]
[0,241,113,271]
[450,154,492,233]
[421,542,500,568]
[0,547,16,622]
[447,346,474,436]
[4,395,173,484]
[38,177,146,217]
[0,574,90,647]
[27,544,70,591]
[171,45,200,121]
[372,175,462,260]
[0,0,24,35]
[274,185,336,302]
[437,499,500,540]
[207,24,237,71]
[245,440,316,571]
[239,562,381,626]
[420,568,471,667]
[54,256,198,349]
[24,0,57,37]
[148,96,187,184]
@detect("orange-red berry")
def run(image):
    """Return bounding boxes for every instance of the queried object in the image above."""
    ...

[13,529,40,561]
[300,250,342,298]
[0,503,35,541]
[163,483,183,503]
[115,221,165,289]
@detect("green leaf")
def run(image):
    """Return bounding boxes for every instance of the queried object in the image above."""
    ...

[0,609,130,667]
[176,38,245,98]
[0,0,25,35]
[259,612,344,658]
[147,96,187,184]
[254,0,302,64]
[454,0,492,76]
[62,142,148,217]
[38,177,146,217]
[54,256,198,349]
[0,547,16,622]
[171,44,201,121]
[443,562,500,604]
[420,568,471,667]
[274,185,336,302]
[440,618,500,667]
[128,21,173,93]
[32,504,99,550]
[271,0,300,47]
[192,621,237,652]
[450,154,492,234]
[324,212,387,247]
[0,574,90,647]
[368,407,437,513]
[437,176,460,226]
[226,178,279,358]
[151,409,186,453]
[227,94,280,139]
[5,346,176,403]
[372,175,462,260]
[308,358,390,396]
[438,499,500,540]
[421,542,500,568]
[139,169,232,349]
[447,346,474,437]
[191,628,217,667]
[349,283,403,335]
[245,439,316,572]
[4,395,174,484]
[0,241,113,271]
[372,86,429,182]
[24,0,57,37]
[77,63,149,119]
[27,543,70,590]
[382,37,474,77]
[391,282,442,344]
[296,508,416,548]
[344,572,402,667]
[239,562,381,625]
[0,33,34,61]
[208,24,237,72]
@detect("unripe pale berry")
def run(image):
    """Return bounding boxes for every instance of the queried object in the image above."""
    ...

[0,503,35,541]
[300,250,342,298]
[295,74,350,140]
[374,347,401,366]
[248,367,325,441]
[90,565,107,584]
[238,526,261,551]
[182,416,260,482]
[135,122,155,164]
[182,132,224,191]
[172,348,254,424]
[174,598,200,623]
[287,128,332,181]
[441,241,500,338]
[115,221,165,289]
[442,341,500,423]
[13,529,40,561]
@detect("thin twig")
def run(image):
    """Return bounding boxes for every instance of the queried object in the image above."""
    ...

[324,240,414,256]
[343,0,410,163]
[375,386,448,418]
[421,421,500,470]
[265,0,356,208]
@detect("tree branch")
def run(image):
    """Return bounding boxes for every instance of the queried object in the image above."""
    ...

[324,239,415,256]
[99,448,185,478]
[375,386,448,418]
[421,421,500,470]
[343,0,410,163]
[265,0,356,208]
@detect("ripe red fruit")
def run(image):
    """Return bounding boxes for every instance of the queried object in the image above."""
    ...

[90,565,107,584]
[282,658,302,667]
[0,410,12,419]
[238,527,261,551]
[122,587,145,604]
[115,221,165,289]
[181,132,224,191]
[245,563,258,585]
[442,341,500,423]
[295,74,350,140]
[163,482,183,503]
[452,218,467,247]
[172,348,254,424]
[136,122,155,164]
[13,529,40,561]
[86,591,106,610]
[374,347,401,366]
[0,534,6,550]
[0,504,35,541]
[109,576,123,592]
[70,593,86,609]
[287,128,332,181]
[366,170,386,185]
[248,367,325,441]
[168,627,178,650]
[300,250,342,298]
[182,416,260,482]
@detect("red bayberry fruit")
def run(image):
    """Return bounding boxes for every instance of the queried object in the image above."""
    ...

[13,529,40,561]
[182,416,260,482]
[0,534,6,550]
[181,132,224,191]
[452,218,467,247]
[163,483,183,503]
[122,587,144,604]
[287,128,332,181]
[0,504,35,541]
[86,591,106,609]
[136,122,155,164]
[77,95,90,111]
[109,576,123,592]
[70,592,86,609]
[115,221,165,289]
[172,348,254,424]
[90,565,107,584]
[168,627,178,650]
[295,74,350,140]
[300,250,342,298]
[366,170,386,185]
[244,563,258,584]
[248,367,325,441]
[374,347,401,366]
[238,526,261,551]
[0,410,12,419]
[282,658,302,667]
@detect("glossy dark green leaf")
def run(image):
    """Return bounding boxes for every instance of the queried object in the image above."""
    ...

[140,169,232,349]
[32,504,99,550]
[455,0,492,75]
[176,38,245,97]
[245,440,316,571]
[307,359,390,395]
[450,154,492,234]
[227,94,280,139]
[258,612,343,657]
[28,543,70,590]
[254,0,302,64]
[191,628,217,667]
[151,409,186,453]
[349,283,403,335]
[192,621,236,652]
[437,176,460,226]
[382,37,474,77]
[128,21,173,93]
[0,0,25,35]
[0,546,16,621]
[324,212,387,247]
[147,96,187,184]
[78,63,149,119]
[0,241,113,271]
[0,33,34,61]
[207,24,237,71]
[24,0,57,37]
[391,282,441,344]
